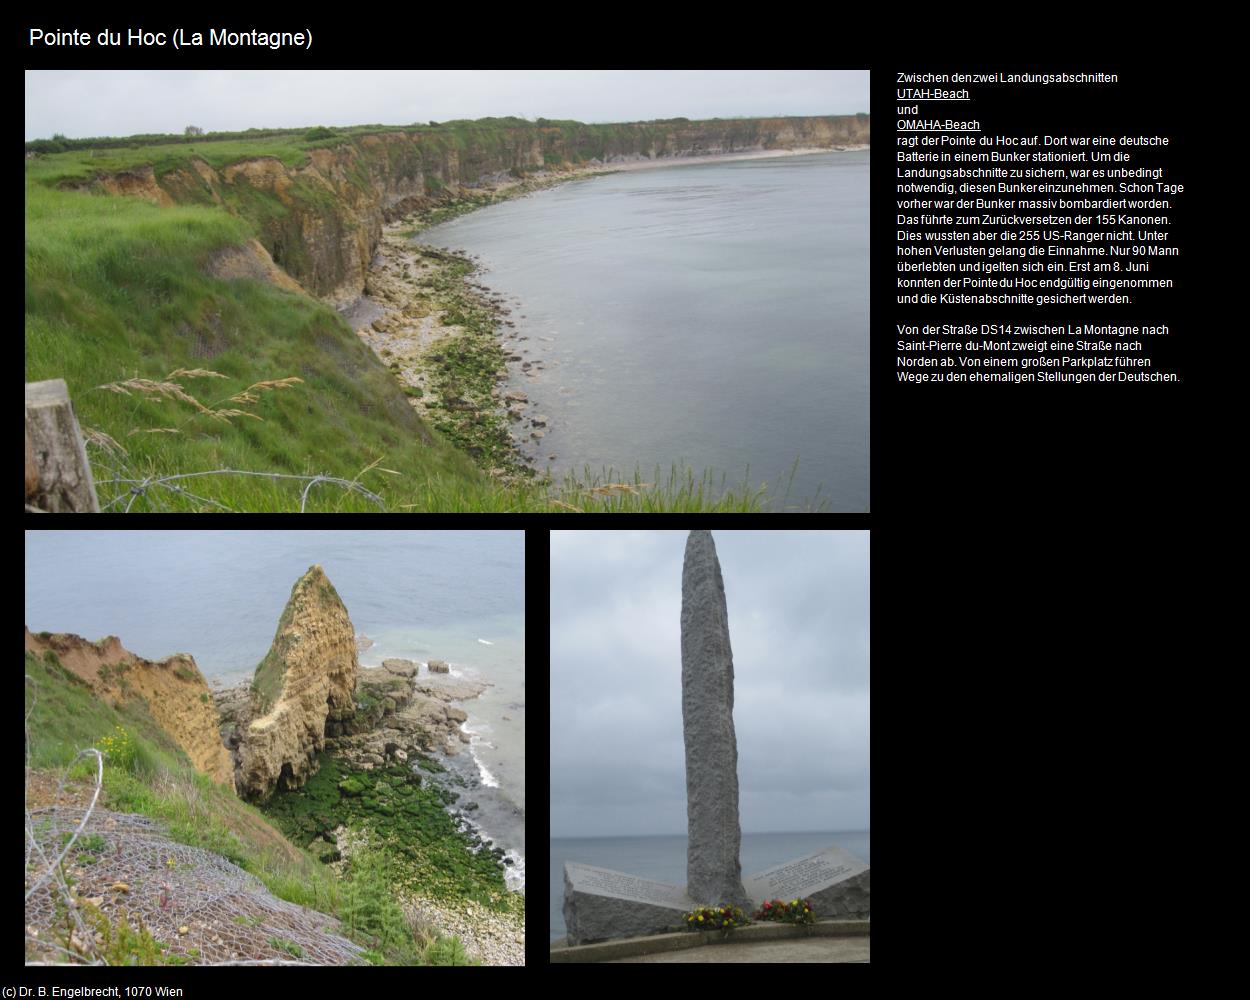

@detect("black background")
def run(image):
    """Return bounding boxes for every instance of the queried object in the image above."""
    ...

[23,20,1216,975]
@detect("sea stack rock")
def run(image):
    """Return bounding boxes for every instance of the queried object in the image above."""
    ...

[680,530,751,911]
[237,565,358,801]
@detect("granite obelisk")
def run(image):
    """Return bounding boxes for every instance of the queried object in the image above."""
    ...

[680,530,750,910]
[560,530,869,947]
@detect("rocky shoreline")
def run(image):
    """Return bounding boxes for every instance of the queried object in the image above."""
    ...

[332,825,525,966]
[216,653,524,965]
[348,167,609,479]
[346,147,864,480]
[215,657,492,777]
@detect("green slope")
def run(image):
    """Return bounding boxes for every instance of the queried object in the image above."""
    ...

[24,179,491,512]
[24,649,476,964]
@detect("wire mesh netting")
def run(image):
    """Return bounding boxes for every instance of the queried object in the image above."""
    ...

[25,805,366,966]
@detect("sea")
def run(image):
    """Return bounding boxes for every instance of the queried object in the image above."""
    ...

[24,529,526,892]
[423,150,870,512]
[549,830,870,941]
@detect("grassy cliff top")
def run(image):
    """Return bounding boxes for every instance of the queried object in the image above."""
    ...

[24,175,493,512]
[25,113,867,186]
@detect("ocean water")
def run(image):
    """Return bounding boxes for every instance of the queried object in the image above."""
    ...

[423,151,870,511]
[549,830,870,941]
[24,529,525,889]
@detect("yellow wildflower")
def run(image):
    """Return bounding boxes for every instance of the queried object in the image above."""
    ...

[698,915,703,922]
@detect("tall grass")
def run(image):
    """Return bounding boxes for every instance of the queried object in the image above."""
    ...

[24,180,487,511]
[25,165,793,513]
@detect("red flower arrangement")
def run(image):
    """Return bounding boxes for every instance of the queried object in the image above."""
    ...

[753,897,816,925]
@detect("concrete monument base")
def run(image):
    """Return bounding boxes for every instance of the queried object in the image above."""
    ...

[563,863,696,946]
[563,845,870,945]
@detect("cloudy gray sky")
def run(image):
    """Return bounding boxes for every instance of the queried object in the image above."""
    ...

[24,70,869,141]
[551,530,869,838]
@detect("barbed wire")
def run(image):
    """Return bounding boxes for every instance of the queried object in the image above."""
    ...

[95,469,386,513]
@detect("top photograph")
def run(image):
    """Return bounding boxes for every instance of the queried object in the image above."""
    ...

[25,69,869,514]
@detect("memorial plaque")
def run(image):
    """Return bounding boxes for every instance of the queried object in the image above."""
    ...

[566,863,695,908]
[745,845,870,919]
[563,863,695,946]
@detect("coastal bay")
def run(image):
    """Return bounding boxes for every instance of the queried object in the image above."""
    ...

[422,151,870,510]
[348,148,870,509]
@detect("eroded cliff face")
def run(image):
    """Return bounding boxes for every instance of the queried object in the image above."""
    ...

[23,628,234,788]
[82,115,869,307]
[236,565,358,801]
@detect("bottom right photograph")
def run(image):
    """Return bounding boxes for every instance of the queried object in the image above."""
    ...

[549,529,870,963]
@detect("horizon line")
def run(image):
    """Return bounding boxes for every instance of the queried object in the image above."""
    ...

[552,829,870,840]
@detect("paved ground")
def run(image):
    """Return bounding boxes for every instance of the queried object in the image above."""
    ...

[601,937,870,963]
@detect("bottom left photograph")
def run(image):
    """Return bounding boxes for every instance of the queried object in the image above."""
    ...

[24,528,526,967]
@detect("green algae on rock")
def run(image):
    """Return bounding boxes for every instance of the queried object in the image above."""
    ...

[260,752,514,912]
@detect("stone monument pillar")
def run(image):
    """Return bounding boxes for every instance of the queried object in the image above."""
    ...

[560,530,870,948]
[680,530,751,911]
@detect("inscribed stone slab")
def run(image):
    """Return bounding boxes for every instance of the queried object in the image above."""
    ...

[744,845,871,919]
[562,863,695,946]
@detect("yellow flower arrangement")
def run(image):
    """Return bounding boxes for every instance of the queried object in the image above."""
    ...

[683,904,749,933]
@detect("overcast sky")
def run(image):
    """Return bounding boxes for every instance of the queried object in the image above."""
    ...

[24,70,869,141]
[551,530,869,838]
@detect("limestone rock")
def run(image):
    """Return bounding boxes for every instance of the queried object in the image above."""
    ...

[427,659,450,673]
[203,239,306,295]
[413,677,489,702]
[680,530,750,911]
[355,666,414,720]
[381,658,418,678]
[236,565,359,800]
[24,628,234,789]
[214,684,253,751]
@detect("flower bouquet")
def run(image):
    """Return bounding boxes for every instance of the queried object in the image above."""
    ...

[753,898,816,925]
[682,904,749,933]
